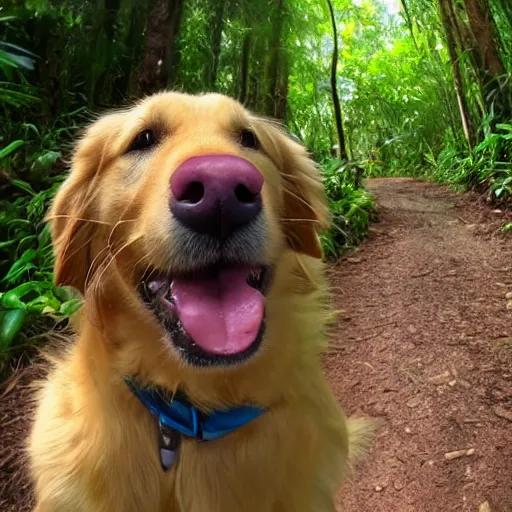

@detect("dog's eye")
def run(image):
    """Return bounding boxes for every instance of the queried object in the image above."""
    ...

[128,129,156,152]
[239,129,259,150]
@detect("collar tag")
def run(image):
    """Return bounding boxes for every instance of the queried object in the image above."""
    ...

[158,418,181,471]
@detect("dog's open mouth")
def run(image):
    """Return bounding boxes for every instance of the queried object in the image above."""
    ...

[140,265,272,366]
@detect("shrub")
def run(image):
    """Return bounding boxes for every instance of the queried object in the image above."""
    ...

[428,122,512,205]
[320,158,375,259]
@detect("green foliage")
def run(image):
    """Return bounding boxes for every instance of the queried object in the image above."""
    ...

[0,16,86,358]
[429,120,512,204]
[0,15,39,108]
[0,174,82,357]
[321,159,375,259]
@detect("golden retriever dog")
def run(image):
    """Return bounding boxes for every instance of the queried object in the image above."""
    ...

[27,92,369,512]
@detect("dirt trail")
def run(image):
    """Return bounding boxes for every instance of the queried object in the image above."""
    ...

[1,178,511,512]
[329,178,512,512]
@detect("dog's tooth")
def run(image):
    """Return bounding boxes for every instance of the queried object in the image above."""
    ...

[148,281,163,293]
[148,278,170,295]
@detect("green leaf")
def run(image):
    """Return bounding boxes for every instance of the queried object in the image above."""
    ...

[26,294,61,313]
[493,187,506,198]
[37,224,52,248]
[53,286,78,302]
[0,52,19,70]
[0,87,40,106]
[1,248,37,283]
[0,309,27,347]
[0,140,24,159]
[1,281,53,309]
[0,239,17,250]
[59,298,83,316]
[22,122,40,137]
[0,42,38,59]
[31,150,61,177]
[9,178,36,196]
[6,218,31,229]
[3,52,35,71]
[496,123,512,133]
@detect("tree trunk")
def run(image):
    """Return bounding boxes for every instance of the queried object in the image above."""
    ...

[463,0,510,118]
[247,35,266,112]
[238,31,251,105]
[136,0,183,96]
[275,53,289,121]
[93,0,121,105]
[439,0,475,147]
[326,0,348,161]
[265,0,285,117]
[205,0,226,89]
[463,0,504,74]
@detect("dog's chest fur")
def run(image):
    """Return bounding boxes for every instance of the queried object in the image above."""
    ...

[29,354,348,512]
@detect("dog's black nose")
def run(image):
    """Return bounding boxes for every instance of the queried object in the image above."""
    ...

[170,154,263,238]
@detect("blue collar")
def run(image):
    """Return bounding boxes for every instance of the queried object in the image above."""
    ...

[125,378,266,442]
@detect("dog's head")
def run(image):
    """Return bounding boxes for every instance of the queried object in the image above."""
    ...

[49,92,330,403]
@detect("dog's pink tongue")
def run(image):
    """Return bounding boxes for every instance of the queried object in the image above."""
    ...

[171,267,264,355]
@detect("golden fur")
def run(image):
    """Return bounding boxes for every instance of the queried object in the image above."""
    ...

[27,92,369,511]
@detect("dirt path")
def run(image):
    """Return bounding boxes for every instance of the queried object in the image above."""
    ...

[1,178,511,511]
[329,178,512,512]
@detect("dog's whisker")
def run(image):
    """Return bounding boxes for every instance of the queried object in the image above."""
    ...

[106,194,142,249]
[280,218,321,224]
[89,234,144,294]
[84,245,111,292]
[127,254,152,285]
[46,215,121,226]
[283,185,316,214]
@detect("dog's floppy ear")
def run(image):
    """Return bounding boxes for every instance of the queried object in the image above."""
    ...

[47,113,125,294]
[254,120,330,258]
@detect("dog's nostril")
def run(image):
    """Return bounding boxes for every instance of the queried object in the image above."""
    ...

[170,155,264,237]
[235,184,257,204]
[181,181,204,204]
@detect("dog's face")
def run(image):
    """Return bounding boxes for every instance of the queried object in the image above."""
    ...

[49,93,329,400]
